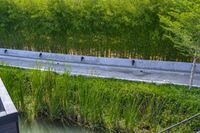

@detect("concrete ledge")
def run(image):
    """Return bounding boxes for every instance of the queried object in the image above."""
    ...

[0,48,199,73]
[0,78,19,133]
[0,78,18,117]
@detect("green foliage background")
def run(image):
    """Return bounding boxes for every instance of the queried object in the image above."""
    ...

[0,66,200,132]
[0,0,191,61]
[159,0,200,57]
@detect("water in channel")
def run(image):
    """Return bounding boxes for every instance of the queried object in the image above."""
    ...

[20,121,98,133]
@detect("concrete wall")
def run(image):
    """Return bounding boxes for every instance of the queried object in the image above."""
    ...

[0,78,19,133]
[0,48,200,73]
[0,122,18,133]
[0,98,4,112]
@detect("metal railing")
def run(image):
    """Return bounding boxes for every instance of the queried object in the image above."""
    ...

[158,113,200,133]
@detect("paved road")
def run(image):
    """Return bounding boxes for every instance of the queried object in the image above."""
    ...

[0,55,200,87]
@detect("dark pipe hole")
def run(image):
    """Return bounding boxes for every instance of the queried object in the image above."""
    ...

[39,53,42,57]
[4,49,7,53]
[132,60,135,66]
[81,56,84,61]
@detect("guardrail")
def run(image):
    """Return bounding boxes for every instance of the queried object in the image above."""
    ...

[0,48,200,73]
[158,113,200,133]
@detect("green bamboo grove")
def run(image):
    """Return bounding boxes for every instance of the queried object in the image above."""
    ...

[0,0,191,61]
[0,66,200,132]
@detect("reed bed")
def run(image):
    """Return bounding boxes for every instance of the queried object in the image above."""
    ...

[0,66,199,132]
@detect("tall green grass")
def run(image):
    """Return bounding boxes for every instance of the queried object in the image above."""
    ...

[0,0,191,61]
[0,66,199,132]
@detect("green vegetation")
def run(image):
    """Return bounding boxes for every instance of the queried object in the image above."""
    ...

[160,0,200,57]
[159,0,200,89]
[0,0,200,132]
[0,66,200,132]
[0,0,192,61]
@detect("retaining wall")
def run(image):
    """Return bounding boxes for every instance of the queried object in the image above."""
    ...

[0,48,199,73]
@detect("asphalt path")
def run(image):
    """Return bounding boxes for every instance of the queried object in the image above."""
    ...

[0,55,199,87]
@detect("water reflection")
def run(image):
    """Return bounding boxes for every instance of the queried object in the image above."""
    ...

[20,121,98,133]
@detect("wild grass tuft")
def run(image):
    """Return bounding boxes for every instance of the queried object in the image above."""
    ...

[0,66,199,132]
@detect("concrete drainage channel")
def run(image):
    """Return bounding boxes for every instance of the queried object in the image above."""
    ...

[0,48,200,87]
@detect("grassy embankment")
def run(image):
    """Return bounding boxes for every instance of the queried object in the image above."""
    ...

[0,0,191,61]
[0,66,199,132]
